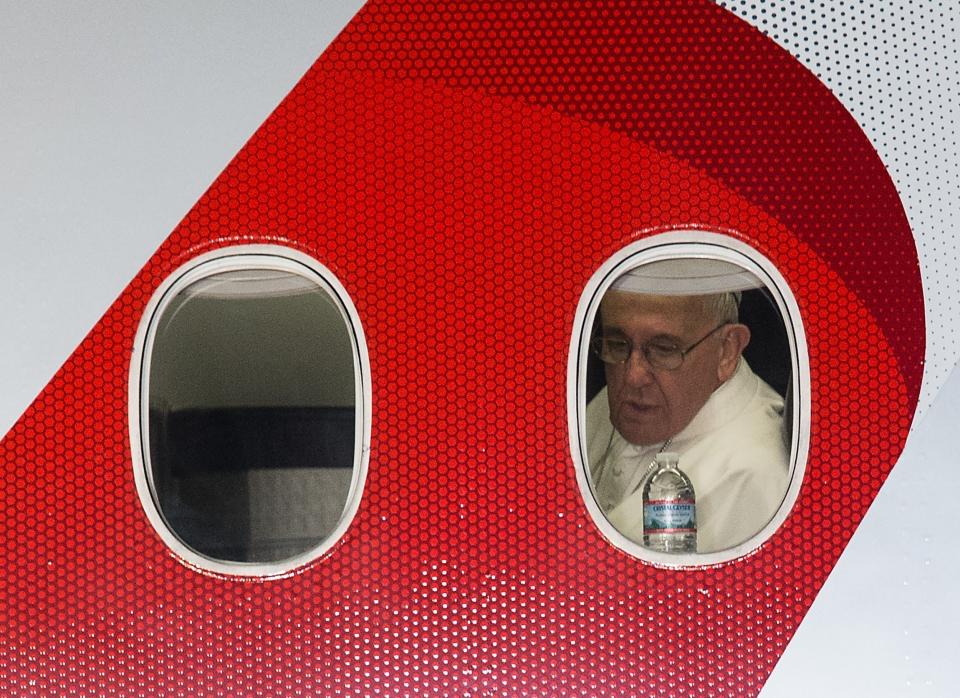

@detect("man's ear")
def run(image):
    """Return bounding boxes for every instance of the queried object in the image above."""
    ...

[717,323,751,382]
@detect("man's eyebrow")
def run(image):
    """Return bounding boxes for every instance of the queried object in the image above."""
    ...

[600,327,684,345]
[647,333,683,346]
[600,326,628,338]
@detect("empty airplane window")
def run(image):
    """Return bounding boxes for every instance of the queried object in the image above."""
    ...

[570,233,808,566]
[131,248,369,576]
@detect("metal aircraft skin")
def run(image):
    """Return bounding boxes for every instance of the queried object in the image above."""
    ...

[2,2,957,695]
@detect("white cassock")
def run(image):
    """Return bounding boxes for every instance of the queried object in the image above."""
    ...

[587,358,789,553]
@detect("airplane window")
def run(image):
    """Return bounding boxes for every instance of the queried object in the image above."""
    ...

[132,249,368,575]
[572,235,808,566]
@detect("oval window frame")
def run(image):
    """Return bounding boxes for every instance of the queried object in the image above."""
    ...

[569,231,809,566]
[129,245,371,577]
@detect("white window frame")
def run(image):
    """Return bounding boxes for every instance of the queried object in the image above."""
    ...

[568,230,810,566]
[129,245,371,577]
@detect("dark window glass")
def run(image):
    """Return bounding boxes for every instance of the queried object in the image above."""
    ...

[146,268,358,563]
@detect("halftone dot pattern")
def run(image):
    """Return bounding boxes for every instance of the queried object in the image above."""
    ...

[0,1,921,696]
[718,0,959,420]
[333,0,923,409]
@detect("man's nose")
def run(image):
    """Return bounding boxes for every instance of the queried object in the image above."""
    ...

[622,347,656,386]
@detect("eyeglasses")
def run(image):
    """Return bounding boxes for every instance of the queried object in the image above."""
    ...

[590,324,728,371]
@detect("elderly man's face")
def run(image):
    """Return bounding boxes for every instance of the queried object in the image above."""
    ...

[601,291,745,446]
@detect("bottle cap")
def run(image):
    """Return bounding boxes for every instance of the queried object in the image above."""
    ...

[655,452,680,467]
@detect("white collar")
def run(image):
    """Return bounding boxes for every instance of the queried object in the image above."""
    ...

[625,358,759,454]
[670,358,759,444]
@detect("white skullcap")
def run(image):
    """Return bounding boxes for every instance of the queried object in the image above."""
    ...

[609,258,764,296]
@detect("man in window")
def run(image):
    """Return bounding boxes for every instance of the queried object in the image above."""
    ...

[586,259,789,553]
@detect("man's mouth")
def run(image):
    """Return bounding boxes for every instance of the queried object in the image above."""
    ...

[621,400,658,416]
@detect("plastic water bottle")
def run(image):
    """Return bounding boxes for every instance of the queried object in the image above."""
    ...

[642,452,696,553]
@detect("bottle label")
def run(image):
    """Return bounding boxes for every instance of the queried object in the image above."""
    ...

[643,499,696,534]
